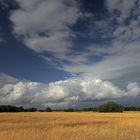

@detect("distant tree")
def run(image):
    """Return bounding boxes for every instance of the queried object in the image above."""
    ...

[0,105,24,112]
[30,108,37,112]
[82,107,98,112]
[64,108,74,112]
[24,107,37,112]
[0,104,140,113]
[98,102,123,112]
[124,106,140,111]
[38,109,45,112]
[45,107,52,112]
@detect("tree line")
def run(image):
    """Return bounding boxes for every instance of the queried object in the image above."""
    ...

[0,105,54,112]
[0,102,140,112]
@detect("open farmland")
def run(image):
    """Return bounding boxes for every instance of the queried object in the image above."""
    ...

[0,112,139,140]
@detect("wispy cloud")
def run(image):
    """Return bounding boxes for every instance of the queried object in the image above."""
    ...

[0,72,18,88]
[9,0,140,92]
[10,0,80,54]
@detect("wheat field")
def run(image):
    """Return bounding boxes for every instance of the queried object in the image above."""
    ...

[0,112,139,140]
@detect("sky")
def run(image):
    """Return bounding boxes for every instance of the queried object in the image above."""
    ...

[0,0,140,108]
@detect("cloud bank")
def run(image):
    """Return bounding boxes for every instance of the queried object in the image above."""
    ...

[0,77,140,108]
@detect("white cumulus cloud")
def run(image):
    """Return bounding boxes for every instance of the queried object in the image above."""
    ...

[0,78,140,108]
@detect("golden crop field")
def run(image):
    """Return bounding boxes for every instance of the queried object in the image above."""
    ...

[0,112,139,140]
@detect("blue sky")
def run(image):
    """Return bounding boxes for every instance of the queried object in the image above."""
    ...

[0,0,140,108]
[0,0,109,83]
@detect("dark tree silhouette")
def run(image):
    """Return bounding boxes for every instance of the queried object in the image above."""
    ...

[98,102,124,112]
[45,107,52,112]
